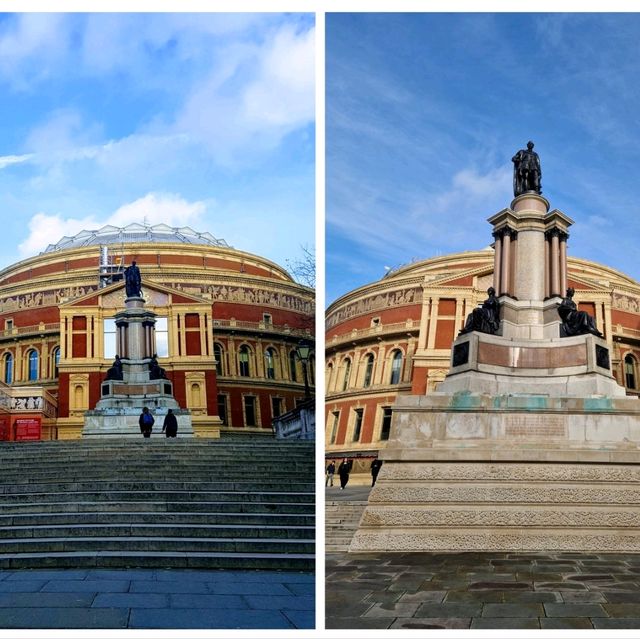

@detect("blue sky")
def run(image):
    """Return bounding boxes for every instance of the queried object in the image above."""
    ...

[326,13,640,303]
[0,13,314,274]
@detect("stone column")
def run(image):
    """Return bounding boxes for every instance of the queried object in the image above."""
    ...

[550,229,560,297]
[492,232,502,295]
[544,235,550,299]
[418,295,431,350]
[426,300,439,350]
[559,233,568,296]
[500,231,511,296]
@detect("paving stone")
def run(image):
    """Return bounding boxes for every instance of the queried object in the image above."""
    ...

[540,617,594,629]
[560,590,606,603]
[593,618,640,629]
[324,602,373,617]
[243,594,314,611]
[603,603,640,618]
[362,591,403,604]
[0,572,12,582]
[206,582,291,596]
[5,569,89,581]
[281,609,314,629]
[445,590,504,604]
[130,580,209,594]
[415,602,482,617]
[567,574,614,581]
[397,590,446,604]
[0,591,95,607]
[390,617,471,630]
[544,603,607,617]
[326,616,393,629]
[362,602,420,617]
[535,581,587,591]
[0,580,47,592]
[601,591,640,603]
[130,607,292,629]
[470,581,530,590]
[482,603,543,617]
[86,569,156,580]
[0,607,129,628]
[501,591,560,603]
[471,617,540,629]
[283,582,314,596]
[92,592,168,608]
[42,579,129,593]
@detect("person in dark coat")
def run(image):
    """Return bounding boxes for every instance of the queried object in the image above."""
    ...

[338,458,352,490]
[370,459,383,487]
[139,407,154,438]
[162,409,178,438]
[325,461,336,487]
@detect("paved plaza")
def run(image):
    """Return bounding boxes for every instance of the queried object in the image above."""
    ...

[326,487,640,630]
[0,568,314,629]
[327,550,640,629]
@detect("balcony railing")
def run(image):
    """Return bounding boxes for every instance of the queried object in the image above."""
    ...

[327,320,417,347]
[0,323,60,341]
[213,319,313,338]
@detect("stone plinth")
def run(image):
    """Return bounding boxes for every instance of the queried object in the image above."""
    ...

[350,391,640,553]
[83,408,193,438]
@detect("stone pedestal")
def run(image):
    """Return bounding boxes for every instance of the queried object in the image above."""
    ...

[351,192,640,553]
[82,294,193,438]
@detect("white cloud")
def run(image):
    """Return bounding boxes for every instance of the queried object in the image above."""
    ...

[25,109,103,157]
[173,23,315,165]
[18,192,208,258]
[0,153,33,169]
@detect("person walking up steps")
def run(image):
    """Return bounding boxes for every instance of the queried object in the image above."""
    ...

[139,407,154,438]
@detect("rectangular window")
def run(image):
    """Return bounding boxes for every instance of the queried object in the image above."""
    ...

[263,313,272,324]
[271,397,283,419]
[103,318,116,359]
[244,396,257,427]
[5,319,13,331]
[155,317,169,357]
[330,411,339,444]
[217,394,228,425]
[352,408,364,442]
[380,407,393,441]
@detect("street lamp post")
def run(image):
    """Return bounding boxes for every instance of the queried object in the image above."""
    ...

[296,340,312,400]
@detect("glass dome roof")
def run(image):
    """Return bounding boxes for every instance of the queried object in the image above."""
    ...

[42,223,231,254]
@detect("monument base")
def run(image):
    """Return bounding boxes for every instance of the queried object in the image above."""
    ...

[350,390,640,552]
[82,408,194,438]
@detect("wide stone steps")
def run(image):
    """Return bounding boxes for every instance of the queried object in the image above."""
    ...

[0,439,315,570]
[0,511,315,526]
[325,501,368,552]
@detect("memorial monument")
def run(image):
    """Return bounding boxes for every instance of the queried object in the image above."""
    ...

[351,143,640,552]
[83,262,193,438]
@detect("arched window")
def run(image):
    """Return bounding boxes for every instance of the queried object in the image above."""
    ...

[625,354,636,389]
[363,353,374,387]
[326,362,333,392]
[265,348,276,380]
[214,343,224,375]
[28,349,39,381]
[289,351,298,382]
[51,347,60,378]
[238,345,251,377]
[342,358,351,391]
[390,350,403,385]
[4,353,12,384]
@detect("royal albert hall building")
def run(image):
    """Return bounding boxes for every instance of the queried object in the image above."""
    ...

[0,223,314,441]
[325,249,640,479]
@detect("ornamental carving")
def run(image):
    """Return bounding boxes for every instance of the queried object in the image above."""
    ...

[326,287,421,329]
[204,284,314,314]
[613,293,640,314]
[382,462,640,483]
[0,286,97,312]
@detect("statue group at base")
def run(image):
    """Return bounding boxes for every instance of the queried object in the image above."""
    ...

[558,287,603,337]
[459,287,500,336]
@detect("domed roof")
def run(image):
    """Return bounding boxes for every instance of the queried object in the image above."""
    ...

[42,223,231,254]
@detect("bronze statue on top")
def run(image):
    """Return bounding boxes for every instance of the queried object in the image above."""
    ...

[558,288,603,337]
[459,287,500,336]
[512,141,542,196]
[124,261,142,298]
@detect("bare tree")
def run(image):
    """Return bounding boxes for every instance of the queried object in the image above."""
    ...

[286,245,315,289]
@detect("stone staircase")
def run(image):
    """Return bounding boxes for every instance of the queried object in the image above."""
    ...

[325,500,368,552]
[0,439,314,570]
